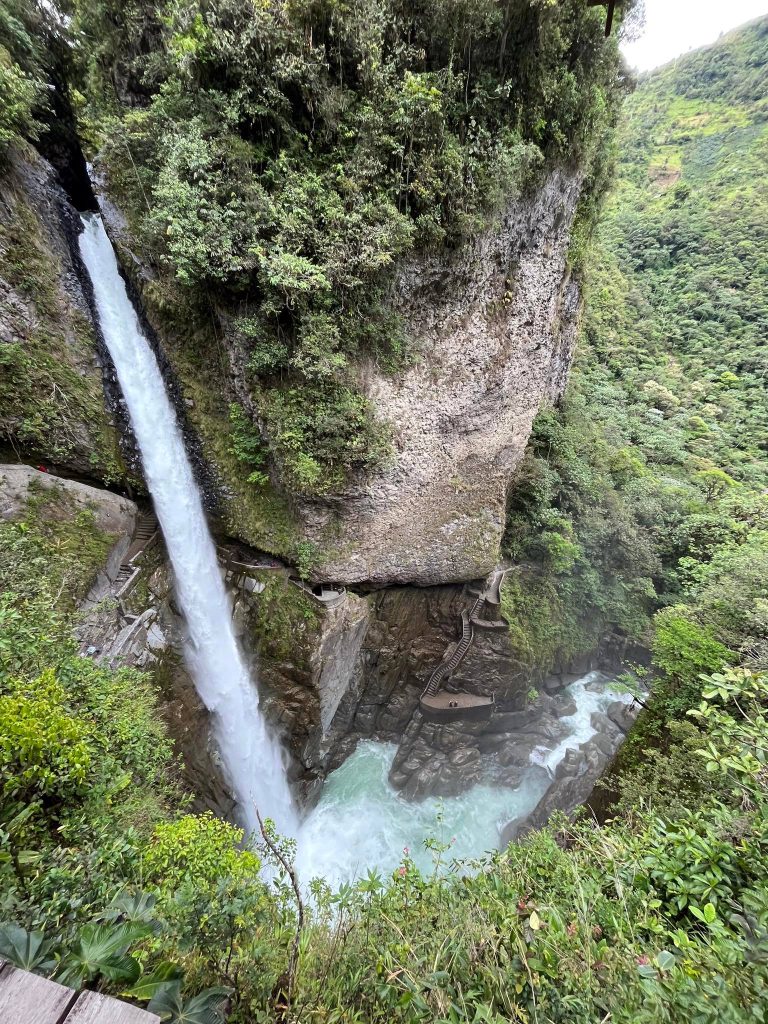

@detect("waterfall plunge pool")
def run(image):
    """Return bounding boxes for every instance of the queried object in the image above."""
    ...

[295,672,633,886]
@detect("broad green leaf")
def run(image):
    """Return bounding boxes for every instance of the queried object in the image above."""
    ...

[149,982,230,1024]
[127,963,185,1001]
[0,923,56,973]
[655,950,676,971]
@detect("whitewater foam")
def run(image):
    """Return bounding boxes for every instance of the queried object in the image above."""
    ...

[297,671,630,885]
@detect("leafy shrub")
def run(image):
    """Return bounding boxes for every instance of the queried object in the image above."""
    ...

[144,813,260,890]
[228,403,269,487]
[0,47,40,147]
[0,670,91,810]
[0,0,47,150]
[652,607,733,716]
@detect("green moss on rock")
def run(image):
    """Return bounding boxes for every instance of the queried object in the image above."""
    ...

[0,154,125,481]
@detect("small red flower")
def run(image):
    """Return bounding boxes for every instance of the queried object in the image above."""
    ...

[592,925,603,939]
[398,865,407,876]
[636,955,651,966]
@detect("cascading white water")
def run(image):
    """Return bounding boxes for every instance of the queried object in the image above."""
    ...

[78,213,297,837]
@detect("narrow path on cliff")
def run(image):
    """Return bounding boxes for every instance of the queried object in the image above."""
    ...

[419,566,510,720]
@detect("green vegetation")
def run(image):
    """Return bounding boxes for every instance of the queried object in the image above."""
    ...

[0,0,48,151]
[502,17,768,687]
[0,0,124,481]
[3,10,768,1024]
[0,159,124,480]
[70,0,632,498]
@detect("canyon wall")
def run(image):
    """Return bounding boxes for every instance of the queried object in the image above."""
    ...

[96,162,584,588]
[0,148,606,818]
[299,168,583,586]
[0,151,125,481]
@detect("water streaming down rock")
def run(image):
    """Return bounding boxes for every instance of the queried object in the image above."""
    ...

[78,213,297,837]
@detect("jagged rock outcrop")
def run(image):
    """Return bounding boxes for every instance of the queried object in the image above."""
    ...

[501,697,641,844]
[231,575,373,803]
[1,464,135,540]
[315,580,610,801]
[300,168,583,586]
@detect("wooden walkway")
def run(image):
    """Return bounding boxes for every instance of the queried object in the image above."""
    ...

[0,961,158,1024]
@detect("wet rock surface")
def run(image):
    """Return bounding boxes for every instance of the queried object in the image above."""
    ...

[323,581,531,767]
[0,150,129,479]
[313,579,639,817]
[501,696,641,844]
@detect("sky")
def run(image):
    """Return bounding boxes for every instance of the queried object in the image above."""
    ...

[621,0,768,71]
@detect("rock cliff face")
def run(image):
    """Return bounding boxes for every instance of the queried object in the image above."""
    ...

[299,168,583,586]
[95,163,583,588]
[0,151,125,481]
[315,579,614,802]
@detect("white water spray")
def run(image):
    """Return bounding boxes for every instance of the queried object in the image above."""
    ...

[79,214,296,836]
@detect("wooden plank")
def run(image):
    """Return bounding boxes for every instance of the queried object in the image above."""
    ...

[66,989,161,1024]
[0,963,77,1024]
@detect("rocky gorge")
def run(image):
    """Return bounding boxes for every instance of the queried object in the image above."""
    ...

[4,8,767,1015]
[1,71,636,844]
[1,455,641,845]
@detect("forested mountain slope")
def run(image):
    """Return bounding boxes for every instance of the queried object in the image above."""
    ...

[589,16,768,485]
[504,16,768,684]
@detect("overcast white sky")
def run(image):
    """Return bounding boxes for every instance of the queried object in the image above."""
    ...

[621,0,768,71]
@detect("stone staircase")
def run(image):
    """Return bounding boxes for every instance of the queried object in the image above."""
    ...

[419,566,510,720]
[114,511,159,598]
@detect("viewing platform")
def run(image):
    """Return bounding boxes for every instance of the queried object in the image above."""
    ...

[289,577,347,608]
[419,691,495,723]
[418,565,511,722]
[0,959,158,1024]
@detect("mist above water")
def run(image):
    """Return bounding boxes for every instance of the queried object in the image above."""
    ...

[78,214,297,837]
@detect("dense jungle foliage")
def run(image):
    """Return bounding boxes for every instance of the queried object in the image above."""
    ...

[66,0,631,496]
[2,9,768,1024]
[503,16,768,684]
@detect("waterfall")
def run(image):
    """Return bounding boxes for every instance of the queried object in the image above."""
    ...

[78,213,297,837]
